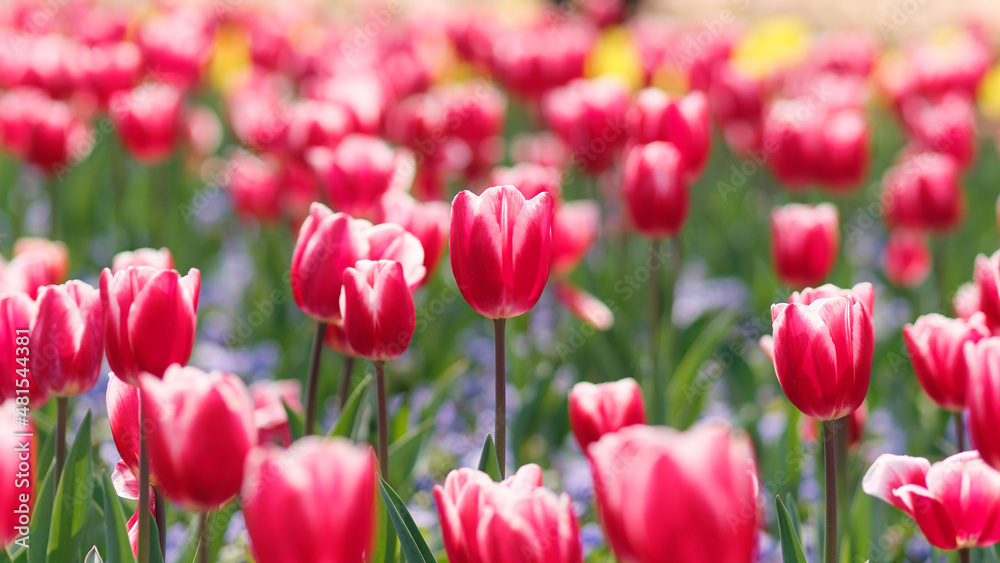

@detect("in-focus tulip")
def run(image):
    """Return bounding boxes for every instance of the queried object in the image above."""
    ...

[340,260,416,362]
[863,452,1000,550]
[30,281,103,398]
[100,266,201,385]
[306,134,396,221]
[0,293,45,406]
[770,293,873,420]
[882,152,964,232]
[973,250,1000,333]
[242,437,377,563]
[588,424,758,563]
[964,338,1000,471]
[112,248,174,273]
[110,83,184,164]
[489,163,563,203]
[249,379,302,447]
[450,185,554,319]
[141,365,256,510]
[568,378,645,451]
[543,77,630,174]
[290,204,370,322]
[627,88,711,180]
[1,401,33,546]
[884,230,932,288]
[770,203,839,288]
[551,200,601,276]
[434,464,582,563]
[622,141,689,238]
[903,314,989,412]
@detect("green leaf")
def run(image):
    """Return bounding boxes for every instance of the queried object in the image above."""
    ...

[35,430,56,489]
[176,501,240,563]
[387,418,433,489]
[775,496,808,563]
[0,546,11,563]
[28,458,57,563]
[145,505,165,563]
[48,410,93,563]
[993,544,999,562]
[282,400,303,441]
[378,477,435,563]
[83,547,103,563]
[846,485,871,563]
[667,310,738,428]
[476,434,502,482]
[100,472,134,563]
[329,374,373,438]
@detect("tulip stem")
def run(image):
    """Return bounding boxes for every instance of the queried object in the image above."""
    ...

[54,397,67,480]
[648,240,662,424]
[47,175,60,240]
[959,548,970,563]
[340,355,355,409]
[494,318,507,479]
[138,392,151,563]
[198,511,209,563]
[375,360,396,563]
[955,411,965,452]
[303,321,328,436]
[823,419,838,563]
[155,488,166,559]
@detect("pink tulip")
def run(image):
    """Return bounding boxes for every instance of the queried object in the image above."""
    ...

[786,281,875,315]
[141,365,256,510]
[450,185,553,319]
[551,200,601,276]
[306,134,396,221]
[100,266,200,385]
[770,203,839,288]
[2,238,69,299]
[903,313,989,412]
[340,260,416,362]
[543,78,630,175]
[492,23,595,101]
[29,281,103,398]
[85,41,141,108]
[884,230,932,288]
[0,293,46,407]
[588,424,758,563]
[112,248,174,273]
[489,163,563,203]
[322,319,357,358]
[287,100,350,154]
[228,87,290,154]
[434,464,582,563]
[863,452,1000,550]
[973,250,1000,333]
[376,191,450,281]
[242,437,377,563]
[883,152,964,232]
[622,142,689,238]
[106,372,140,480]
[965,337,1000,471]
[136,8,213,90]
[110,83,184,164]
[0,88,90,174]
[441,83,507,180]
[184,105,223,158]
[362,223,427,290]
[902,94,977,169]
[627,88,711,180]
[568,378,645,451]
[0,401,34,546]
[954,282,982,322]
[771,293,873,420]
[708,63,764,157]
[250,380,302,447]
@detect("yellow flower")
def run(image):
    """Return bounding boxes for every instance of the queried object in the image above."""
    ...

[978,64,1000,121]
[730,17,811,80]
[208,24,252,95]
[585,26,644,92]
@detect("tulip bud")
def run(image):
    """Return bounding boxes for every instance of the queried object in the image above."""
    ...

[112,248,174,273]
[627,88,711,180]
[588,424,758,563]
[883,152,964,232]
[100,266,201,385]
[973,250,1000,332]
[340,260,416,362]
[434,464,582,563]
[543,77,630,175]
[1,401,34,546]
[965,337,1000,472]
[551,200,601,276]
[489,163,563,203]
[242,438,377,563]
[30,281,103,398]
[450,185,553,320]
[903,313,989,412]
[0,293,46,407]
[249,379,302,447]
[306,134,396,221]
[110,83,184,164]
[863,452,1000,550]
[770,203,839,288]
[568,378,645,451]
[622,141,690,238]
[142,365,257,510]
[884,230,932,288]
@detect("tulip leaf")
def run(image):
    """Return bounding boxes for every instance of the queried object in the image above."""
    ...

[993,544,999,562]
[378,477,435,563]
[0,547,11,563]
[100,472,134,563]
[775,496,808,563]
[388,418,434,490]
[145,503,165,563]
[667,310,738,428]
[477,434,502,482]
[844,485,871,563]
[48,410,94,563]
[36,429,56,487]
[27,463,55,563]
[83,546,103,563]
[282,399,304,441]
[329,373,373,438]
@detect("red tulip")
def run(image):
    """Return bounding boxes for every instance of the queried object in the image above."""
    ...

[770,203,839,288]
[450,185,554,319]
[106,372,140,479]
[224,152,283,223]
[112,248,174,273]
[568,378,645,451]
[228,87,290,154]
[708,63,765,157]
[628,88,711,180]
[2,238,69,299]
[622,142,689,238]
[863,452,1000,550]
[973,250,1000,333]
[322,319,357,358]
[100,266,201,385]
[17,35,86,100]
[306,134,396,221]
[965,337,1000,471]
[30,281,103,398]
[340,260,416,362]
[434,464,582,563]
[884,230,932,288]
[0,88,90,174]
[110,83,184,164]
[1,401,34,546]
[290,203,370,322]
[883,152,964,232]
[141,365,256,510]
[489,163,563,203]
[492,23,595,101]
[902,313,989,412]
[555,282,614,331]
[307,73,387,135]
[376,191,450,281]
[902,94,977,169]
[249,379,302,447]
[551,200,601,275]
[242,438,377,563]
[0,293,46,407]
[588,424,758,563]
[787,281,875,315]
[543,78,630,175]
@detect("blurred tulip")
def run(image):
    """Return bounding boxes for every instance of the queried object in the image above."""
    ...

[306,134,396,221]
[321,320,357,357]
[249,379,302,447]
[85,41,142,108]
[628,88,711,180]
[100,266,200,385]
[0,401,34,546]
[555,282,614,330]
[492,23,595,101]
[110,84,184,164]
[883,152,964,232]
[434,464,582,563]
[908,27,992,101]
[287,100,350,154]
[543,78,630,175]
[489,163,563,203]
[954,282,982,321]
[509,131,570,170]
[228,86,291,154]
[242,438,377,563]
[141,365,256,510]
[863,452,1000,550]
[441,82,507,179]
[622,142,689,238]
[224,152,283,223]
[965,337,1000,471]
[136,8,213,90]
[3,238,69,299]
[0,293,45,406]
[29,281,103,398]
[340,260,415,362]
[770,203,839,288]
[450,185,553,319]
[588,424,758,563]
[708,62,765,156]
[112,248,174,273]
[973,250,1000,332]
[0,88,90,174]
[883,230,931,288]
[19,35,87,101]
[903,313,989,412]
[551,200,601,275]
[568,378,645,451]
[184,105,223,158]
[376,191,450,281]
[902,94,977,169]
[307,73,387,135]
[290,204,370,322]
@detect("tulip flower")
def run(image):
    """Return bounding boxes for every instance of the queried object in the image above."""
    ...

[110,83,184,164]
[622,141,690,238]
[568,378,646,451]
[543,77,630,175]
[135,8,213,90]
[954,282,982,321]
[0,88,90,174]
[183,105,223,158]
[249,380,302,447]
[1,400,33,547]
[362,223,426,290]
[973,250,1000,333]
[903,313,989,414]
[86,41,141,108]
[30,281,103,398]
[242,438,377,563]
[100,266,201,386]
[1,237,68,299]
[965,338,1000,472]
[492,23,595,101]
[863,452,1000,552]
[107,372,140,485]
[551,200,601,276]
[287,100,350,154]
[451,185,554,476]
[141,365,257,510]
[112,248,174,273]
[770,203,839,288]
[0,293,46,407]
[306,134,396,221]
[376,191,450,281]
[434,464,582,563]
[902,93,977,169]
[489,163,563,203]
[587,424,758,563]
[884,230,932,288]
[707,62,765,157]
[441,82,507,180]
[882,152,964,232]
[554,282,614,331]
[627,88,711,180]
[224,152,284,224]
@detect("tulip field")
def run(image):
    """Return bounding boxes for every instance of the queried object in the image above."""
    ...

[7,0,1000,562]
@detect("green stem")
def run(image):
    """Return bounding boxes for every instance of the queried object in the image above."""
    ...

[823,419,838,563]
[956,411,965,452]
[154,488,166,559]
[375,360,396,563]
[54,398,67,480]
[138,391,151,563]
[303,322,328,435]
[835,416,848,536]
[47,175,60,240]
[648,239,663,424]
[198,511,209,563]
[494,318,507,479]
[340,355,355,409]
